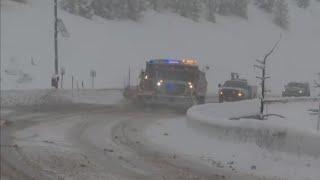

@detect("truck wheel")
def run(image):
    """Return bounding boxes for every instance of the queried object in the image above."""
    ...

[197,96,205,104]
[219,95,224,103]
[134,96,146,107]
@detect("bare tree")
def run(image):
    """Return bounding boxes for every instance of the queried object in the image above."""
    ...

[255,35,281,120]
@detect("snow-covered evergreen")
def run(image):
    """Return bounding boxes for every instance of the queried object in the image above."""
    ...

[58,0,320,29]
[273,0,289,30]
[295,0,311,8]
[60,0,249,22]
[254,0,275,13]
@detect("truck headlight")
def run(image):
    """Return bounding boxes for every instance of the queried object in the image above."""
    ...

[157,80,164,87]
[299,90,303,94]
[187,82,193,89]
[238,92,244,97]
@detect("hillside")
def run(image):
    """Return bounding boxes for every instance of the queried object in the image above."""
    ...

[1,0,320,94]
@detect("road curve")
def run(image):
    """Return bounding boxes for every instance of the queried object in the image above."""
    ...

[1,102,228,180]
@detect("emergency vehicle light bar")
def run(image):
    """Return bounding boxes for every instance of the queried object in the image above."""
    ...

[148,59,197,65]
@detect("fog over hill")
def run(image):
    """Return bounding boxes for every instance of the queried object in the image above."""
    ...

[1,0,320,94]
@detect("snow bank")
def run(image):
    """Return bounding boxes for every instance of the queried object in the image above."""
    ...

[1,89,72,107]
[187,100,320,157]
[146,116,320,180]
[1,89,123,107]
[265,96,320,103]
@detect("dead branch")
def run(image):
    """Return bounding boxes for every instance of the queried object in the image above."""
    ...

[264,34,282,61]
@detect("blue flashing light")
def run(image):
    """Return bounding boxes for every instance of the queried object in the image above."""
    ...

[166,59,181,64]
[148,59,182,64]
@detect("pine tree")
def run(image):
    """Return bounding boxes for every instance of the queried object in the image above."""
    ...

[232,0,248,19]
[126,0,147,21]
[295,0,310,8]
[273,0,289,29]
[215,0,248,19]
[176,0,201,22]
[60,0,94,19]
[254,0,275,13]
[148,0,168,11]
[91,0,114,19]
[205,0,217,23]
[216,0,233,16]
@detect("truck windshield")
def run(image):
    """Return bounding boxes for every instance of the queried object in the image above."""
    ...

[147,64,198,82]
[157,70,195,81]
[287,83,305,88]
[223,80,248,88]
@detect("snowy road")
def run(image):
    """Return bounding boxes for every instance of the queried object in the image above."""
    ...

[1,93,229,180]
[2,90,316,180]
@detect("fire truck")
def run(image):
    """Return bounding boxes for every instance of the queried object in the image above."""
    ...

[123,59,207,108]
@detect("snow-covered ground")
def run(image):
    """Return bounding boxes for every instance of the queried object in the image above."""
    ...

[1,88,320,179]
[1,0,320,94]
[1,89,123,107]
[188,100,320,133]
[145,101,320,180]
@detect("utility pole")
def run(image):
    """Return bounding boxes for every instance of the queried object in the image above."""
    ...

[54,0,59,76]
[60,67,66,88]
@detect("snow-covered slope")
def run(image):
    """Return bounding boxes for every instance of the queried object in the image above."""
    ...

[1,0,320,93]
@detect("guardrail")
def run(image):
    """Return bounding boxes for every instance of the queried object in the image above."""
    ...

[264,96,320,104]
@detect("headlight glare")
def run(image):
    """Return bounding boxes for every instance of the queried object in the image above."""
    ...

[157,80,164,87]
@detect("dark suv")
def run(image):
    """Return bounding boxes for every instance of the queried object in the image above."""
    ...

[282,82,310,97]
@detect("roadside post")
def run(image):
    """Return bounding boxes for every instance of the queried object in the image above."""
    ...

[90,70,96,89]
[317,103,320,132]
[60,67,66,88]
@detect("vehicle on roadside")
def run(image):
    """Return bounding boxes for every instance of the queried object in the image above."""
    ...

[282,82,310,97]
[123,59,207,108]
[219,73,257,103]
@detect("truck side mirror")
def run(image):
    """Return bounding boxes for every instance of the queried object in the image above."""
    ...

[218,84,222,88]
